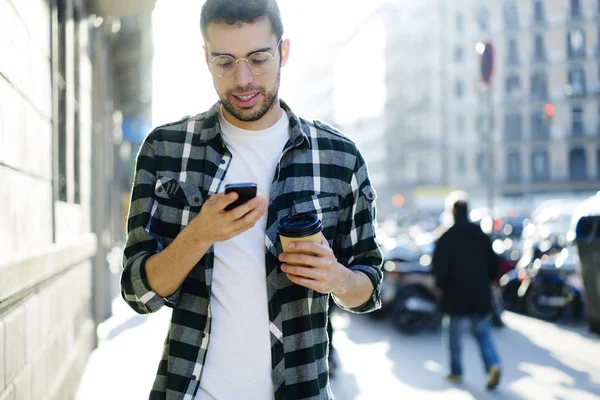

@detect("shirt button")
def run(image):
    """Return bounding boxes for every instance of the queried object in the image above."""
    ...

[191,375,197,380]
[220,159,226,164]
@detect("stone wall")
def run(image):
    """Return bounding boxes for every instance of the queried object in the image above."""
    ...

[0,0,97,399]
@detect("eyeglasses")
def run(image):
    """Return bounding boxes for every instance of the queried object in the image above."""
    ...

[208,39,281,78]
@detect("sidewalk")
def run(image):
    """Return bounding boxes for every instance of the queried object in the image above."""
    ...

[75,300,600,400]
[75,299,171,400]
[75,301,356,399]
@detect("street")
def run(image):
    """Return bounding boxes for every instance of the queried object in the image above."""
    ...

[76,301,600,400]
[329,311,600,400]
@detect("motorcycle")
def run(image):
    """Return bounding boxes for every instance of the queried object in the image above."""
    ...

[517,247,584,322]
[378,246,441,334]
[373,245,417,319]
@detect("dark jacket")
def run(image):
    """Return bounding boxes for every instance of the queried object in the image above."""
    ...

[432,217,500,315]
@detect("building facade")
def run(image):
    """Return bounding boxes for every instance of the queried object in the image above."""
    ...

[0,0,154,398]
[341,0,600,216]
[395,0,600,213]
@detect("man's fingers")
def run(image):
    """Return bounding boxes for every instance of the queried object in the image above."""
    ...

[230,200,267,234]
[207,192,239,210]
[287,241,331,257]
[281,264,324,280]
[230,197,265,220]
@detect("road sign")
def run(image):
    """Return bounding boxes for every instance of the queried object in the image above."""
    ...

[480,42,494,84]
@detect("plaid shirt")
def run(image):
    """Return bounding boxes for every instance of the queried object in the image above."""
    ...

[121,101,383,400]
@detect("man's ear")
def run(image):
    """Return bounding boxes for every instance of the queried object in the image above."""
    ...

[280,38,290,67]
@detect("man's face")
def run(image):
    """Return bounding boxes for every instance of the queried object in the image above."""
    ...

[204,18,289,124]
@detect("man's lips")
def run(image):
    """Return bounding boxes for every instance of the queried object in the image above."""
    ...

[231,92,260,107]
[232,92,259,101]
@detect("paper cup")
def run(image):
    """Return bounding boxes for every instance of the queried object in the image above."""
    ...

[278,213,323,257]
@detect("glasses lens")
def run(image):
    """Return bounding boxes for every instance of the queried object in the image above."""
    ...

[248,52,273,75]
[211,56,236,77]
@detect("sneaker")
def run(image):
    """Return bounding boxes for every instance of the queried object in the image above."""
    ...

[486,366,501,390]
[446,374,462,384]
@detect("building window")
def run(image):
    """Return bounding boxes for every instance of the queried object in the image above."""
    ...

[73,7,81,204]
[478,153,490,179]
[504,2,519,28]
[597,103,600,135]
[568,28,586,59]
[533,0,545,23]
[456,12,464,32]
[532,111,550,139]
[567,65,587,96]
[572,106,585,136]
[477,114,492,136]
[454,46,463,62]
[569,148,588,180]
[455,80,464,99]
[477,7,489,31]
[508,38,519,65]
[457,153,466,175]
[534,34,546,62]
[507,152,522,182]
[53,0,81,204]
[504,113,522,140]
[457,114,465,133]
[505,75,521,98]
[56,0,68,202]
[531,72,548,100]
[597,25,600,56]
[571,0,582,18]
[532,150,550,181]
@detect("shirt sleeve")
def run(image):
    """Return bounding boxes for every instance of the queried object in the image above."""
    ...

[333,149,383,314]
[120,133,180,314]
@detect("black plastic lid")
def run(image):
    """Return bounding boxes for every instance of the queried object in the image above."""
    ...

[277,213,323,238]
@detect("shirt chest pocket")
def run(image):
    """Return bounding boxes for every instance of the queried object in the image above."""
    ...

[292,193,340,234]
[153,177,204,237]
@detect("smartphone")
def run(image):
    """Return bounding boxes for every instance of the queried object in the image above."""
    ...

[224,182,258,211]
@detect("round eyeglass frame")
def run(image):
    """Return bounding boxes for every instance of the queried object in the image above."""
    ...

[207,39,282,78]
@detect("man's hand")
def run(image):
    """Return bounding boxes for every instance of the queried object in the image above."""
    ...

[187,191,268,246]
[278,234,352,296]
[144,192,267,298]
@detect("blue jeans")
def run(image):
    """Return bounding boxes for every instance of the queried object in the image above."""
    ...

[443,314,501,376]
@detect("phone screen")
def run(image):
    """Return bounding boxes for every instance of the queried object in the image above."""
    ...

[224,183,257,211]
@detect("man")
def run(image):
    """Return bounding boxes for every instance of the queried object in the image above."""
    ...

[120,1,383,399]
[432,192,502,390]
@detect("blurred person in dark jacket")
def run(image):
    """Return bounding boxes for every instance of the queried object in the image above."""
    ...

[432,191,502,390]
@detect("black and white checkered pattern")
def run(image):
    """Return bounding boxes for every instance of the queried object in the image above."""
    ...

[121,101,383,400]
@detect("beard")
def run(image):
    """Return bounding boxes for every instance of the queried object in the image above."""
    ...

[219,70,281,122]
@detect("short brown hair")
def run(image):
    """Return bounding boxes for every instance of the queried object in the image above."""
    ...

[200,0,284,42]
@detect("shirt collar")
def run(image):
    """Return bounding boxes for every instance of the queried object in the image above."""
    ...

[194,100,311,150]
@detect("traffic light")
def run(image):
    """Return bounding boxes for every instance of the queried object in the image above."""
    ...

[543,103,555,126]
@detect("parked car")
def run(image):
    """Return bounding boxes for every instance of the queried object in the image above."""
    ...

[517,247,584,322]
[571,192,600,334]
[500,241,571,315]
[376,242,440,334]
[375,244,418,319]
[490,213,529,270]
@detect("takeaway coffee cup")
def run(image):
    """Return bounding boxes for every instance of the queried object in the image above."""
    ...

[277,212,323,255]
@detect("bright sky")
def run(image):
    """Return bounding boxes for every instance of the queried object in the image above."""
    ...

[151,0,387,126]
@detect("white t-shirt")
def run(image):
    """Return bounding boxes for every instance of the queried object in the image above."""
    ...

[195,108,290,400]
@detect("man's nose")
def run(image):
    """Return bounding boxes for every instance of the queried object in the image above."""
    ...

[234,60,254,86]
